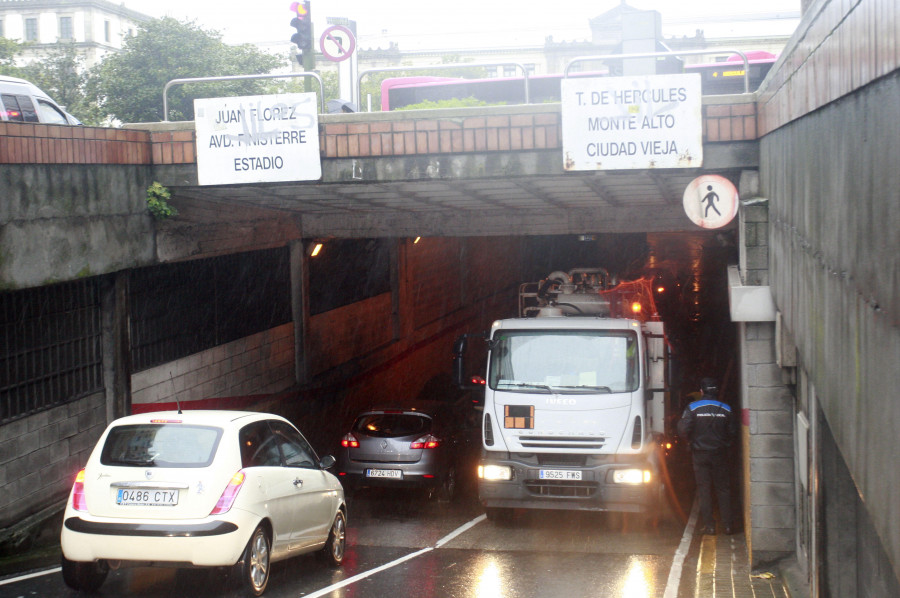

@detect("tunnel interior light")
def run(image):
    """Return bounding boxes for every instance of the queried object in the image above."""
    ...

[310,243,323,257]
[413,237,421,244]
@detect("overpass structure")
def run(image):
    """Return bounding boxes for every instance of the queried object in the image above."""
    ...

[2,1,900,595]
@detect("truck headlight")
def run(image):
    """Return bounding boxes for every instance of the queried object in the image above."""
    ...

[478,464,512,481]
[612,469,651,484]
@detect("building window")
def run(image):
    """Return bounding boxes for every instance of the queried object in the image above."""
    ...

[104,20,110,42]
[24,17,38,42]
[59,16,73,40]
[502,65,516,77]
[525,63,536,74]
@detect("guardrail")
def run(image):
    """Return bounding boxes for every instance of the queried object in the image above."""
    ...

[356,62,531,111]
[565,49,751,93]
[162,72,325,122]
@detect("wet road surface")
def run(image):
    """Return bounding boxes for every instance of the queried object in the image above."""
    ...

[0,488,693,598]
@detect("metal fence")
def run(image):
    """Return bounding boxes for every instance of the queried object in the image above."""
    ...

[0,280,103,423]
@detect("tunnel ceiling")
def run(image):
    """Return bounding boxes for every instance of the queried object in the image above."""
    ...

[165,168,743,238]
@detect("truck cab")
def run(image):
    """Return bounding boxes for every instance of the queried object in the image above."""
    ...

[454,268,671,521]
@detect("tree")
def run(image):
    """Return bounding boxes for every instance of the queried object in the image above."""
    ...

[20,42,104,124]
[0,37,25,76]
[90,18,286,123]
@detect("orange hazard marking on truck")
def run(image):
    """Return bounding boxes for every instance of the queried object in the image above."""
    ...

[504,405,534,429]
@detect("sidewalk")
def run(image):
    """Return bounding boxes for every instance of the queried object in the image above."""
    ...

[694,530,792,598]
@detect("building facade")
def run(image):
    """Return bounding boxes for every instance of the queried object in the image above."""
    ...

[0,0,149,67]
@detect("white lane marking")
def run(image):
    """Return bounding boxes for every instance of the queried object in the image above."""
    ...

[663,498,700,598]
[0,566,62,586]
[302,514,486,598]
[435,513,486,547]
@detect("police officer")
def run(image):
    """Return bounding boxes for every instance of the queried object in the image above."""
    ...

[677,377,737,535]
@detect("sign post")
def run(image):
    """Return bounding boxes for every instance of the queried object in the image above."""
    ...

[561,73,702,171]
[194,93,321,186]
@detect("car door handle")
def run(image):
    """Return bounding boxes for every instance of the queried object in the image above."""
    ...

[293,478,303,488]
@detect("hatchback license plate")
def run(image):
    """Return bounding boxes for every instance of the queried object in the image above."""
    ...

[366,469,402,479]
[116,488,179,506]
[539,469,582,481]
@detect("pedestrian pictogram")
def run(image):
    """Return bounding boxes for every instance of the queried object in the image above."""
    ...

[683,175,738,228]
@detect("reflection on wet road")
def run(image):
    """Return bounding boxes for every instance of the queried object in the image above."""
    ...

[2,488,691,598]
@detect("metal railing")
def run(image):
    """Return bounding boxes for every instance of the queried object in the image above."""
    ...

[356,62,531,111]
[564,49,751,93]
[162,72,325,121]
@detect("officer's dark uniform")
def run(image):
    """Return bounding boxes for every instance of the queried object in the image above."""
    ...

[677,377,736,534]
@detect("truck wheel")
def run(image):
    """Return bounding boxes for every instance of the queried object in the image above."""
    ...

[485,507,514,524]
[61,555,108,592]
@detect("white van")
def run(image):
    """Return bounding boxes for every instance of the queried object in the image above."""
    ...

[0,75,82,125]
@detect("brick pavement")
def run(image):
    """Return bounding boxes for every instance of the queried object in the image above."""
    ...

[695,530,790,597]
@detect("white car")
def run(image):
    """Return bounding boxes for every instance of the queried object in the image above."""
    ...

[0,75,82,125]
[60,410,347,596]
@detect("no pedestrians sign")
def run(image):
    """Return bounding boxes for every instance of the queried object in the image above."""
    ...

[561,73,702,170]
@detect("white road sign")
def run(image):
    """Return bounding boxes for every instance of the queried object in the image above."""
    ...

[194,93,321,186]
[561,73,702,171]
[683,174,739,228]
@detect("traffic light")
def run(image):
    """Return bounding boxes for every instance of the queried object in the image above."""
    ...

[290,1,312,51]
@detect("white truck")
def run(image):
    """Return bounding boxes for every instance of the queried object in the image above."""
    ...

[453,268,672,521]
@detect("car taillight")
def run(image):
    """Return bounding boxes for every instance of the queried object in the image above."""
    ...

[210,471,246,515]
[341,433,359,448]
[71,468,88,511]
[410,434,440,449]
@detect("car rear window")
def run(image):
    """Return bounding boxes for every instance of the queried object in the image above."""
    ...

[100,424,223,468]
[352,413,432,438]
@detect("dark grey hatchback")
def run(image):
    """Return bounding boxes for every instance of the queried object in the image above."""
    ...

[336,401,476,500]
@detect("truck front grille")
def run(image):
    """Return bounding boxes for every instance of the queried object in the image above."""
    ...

[518,436,606,450]
[524,479,598,498]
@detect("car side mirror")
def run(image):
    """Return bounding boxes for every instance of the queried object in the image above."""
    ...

[319,454,336,470]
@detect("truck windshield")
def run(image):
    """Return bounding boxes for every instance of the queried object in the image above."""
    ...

[488,330,639,393]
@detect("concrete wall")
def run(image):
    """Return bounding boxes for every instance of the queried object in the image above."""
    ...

[758,0,900,588]
[734,189,796,565]
[0,161,155,291]
[0,390,106,529]
[131,323,296,408]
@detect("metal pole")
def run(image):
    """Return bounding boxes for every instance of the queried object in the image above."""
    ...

[564,49,751,94]
[162,72,325,122]
[356,62,531,111]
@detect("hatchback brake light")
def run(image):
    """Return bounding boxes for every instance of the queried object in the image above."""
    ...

[210,470,246,515]
[71,468,88,511]
[410,434,440,449]
[341,433,359,448]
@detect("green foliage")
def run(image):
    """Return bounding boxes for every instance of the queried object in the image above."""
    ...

[146,182,177,220]
[396,97,492,110]
[358,57,488,112]
[0,37,26,76]
[92,18,287,123]
[18,42,106,124]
